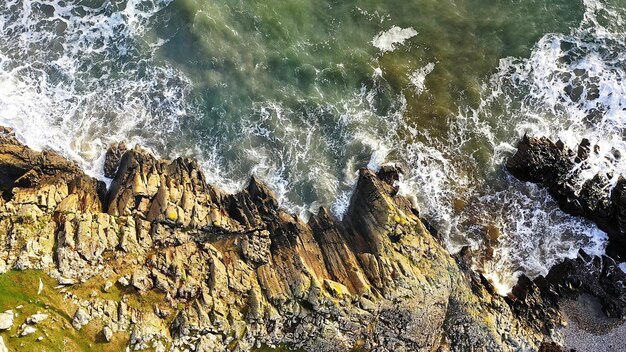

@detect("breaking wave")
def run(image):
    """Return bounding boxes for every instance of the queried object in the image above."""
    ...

[0,0,623,294]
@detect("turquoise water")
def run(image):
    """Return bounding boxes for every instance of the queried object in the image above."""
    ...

[0,0,625,292]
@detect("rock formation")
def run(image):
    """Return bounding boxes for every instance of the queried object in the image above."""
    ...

[507,135,626,258]
[507,135,626,320]
[0,127,563,351]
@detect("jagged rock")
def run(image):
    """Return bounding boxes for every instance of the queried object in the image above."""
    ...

[0,310,13,330]
[104,142,127,178]
[132,267,153,292]
[507,135,626,257]
[240,230,271,265]
[117,276,130,287]
[0,129,576,351]
[544,251,626,318]
[72,307,90,330]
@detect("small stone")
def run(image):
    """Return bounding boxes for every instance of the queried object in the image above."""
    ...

[37,336,43,341]
[21,325,36,336]
[26,313,48,324]
[58,277,76,285]
[117,276,130,287]
[102,326,113,342]
[102,281,113,293]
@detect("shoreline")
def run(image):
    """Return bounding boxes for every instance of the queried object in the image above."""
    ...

[0,126,621,350]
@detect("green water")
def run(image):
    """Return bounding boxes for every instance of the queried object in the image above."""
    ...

[154,0,583,143]
[2,0,623,291]
[122,0,583,211]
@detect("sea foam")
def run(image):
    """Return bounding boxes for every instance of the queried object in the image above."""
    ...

[372,26,418,53]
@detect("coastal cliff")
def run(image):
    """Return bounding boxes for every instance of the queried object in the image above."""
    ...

[0,127,573,351]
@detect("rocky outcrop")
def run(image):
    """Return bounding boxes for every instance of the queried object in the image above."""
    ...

[506,135,626,323]
[507,135,626,258]
[0,127,561,351]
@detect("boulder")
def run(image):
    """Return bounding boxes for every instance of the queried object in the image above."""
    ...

[72,307,90,330]
[103,326,113,342]
[20,325,36,336]
[0,311,13,330]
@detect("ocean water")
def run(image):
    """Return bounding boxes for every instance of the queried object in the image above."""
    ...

[0,0,624,293]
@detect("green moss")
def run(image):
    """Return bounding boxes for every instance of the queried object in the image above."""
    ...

[0,269,128,351]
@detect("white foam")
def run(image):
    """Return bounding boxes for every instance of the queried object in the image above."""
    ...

[372,26,417,53]
[0,0,622,297]
[408,62,435,95]
[357,0,623,294]
[0,0,187,180]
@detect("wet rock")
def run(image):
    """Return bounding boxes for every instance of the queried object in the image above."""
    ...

[545,251,626,318]
[507,135,626,257]
[376,164,403,196]
[0,128,563,351]
[104,142,127,178]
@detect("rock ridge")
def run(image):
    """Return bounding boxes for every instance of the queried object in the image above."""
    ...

[0,127,561,351]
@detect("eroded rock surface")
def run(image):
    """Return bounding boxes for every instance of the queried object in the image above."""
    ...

[0,128,560,351]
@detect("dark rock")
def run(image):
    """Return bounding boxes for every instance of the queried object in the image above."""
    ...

[376,164,403,196]
[103,142,127,178]
[506,275,560,335]
[576,138,591,162]
[539,342,566,352]
[507,135,626,258]
[544,251,626,318]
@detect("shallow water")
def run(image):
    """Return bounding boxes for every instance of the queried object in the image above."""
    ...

[0,0,624,292]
